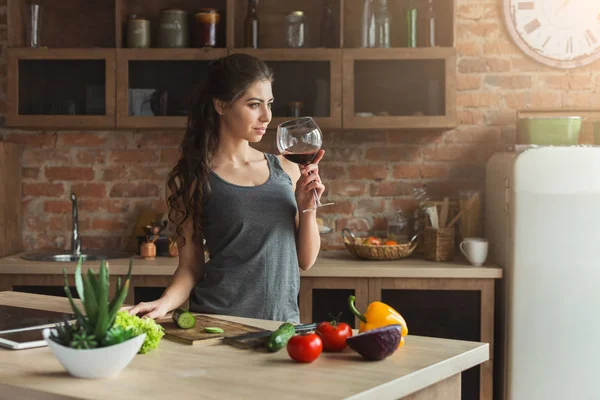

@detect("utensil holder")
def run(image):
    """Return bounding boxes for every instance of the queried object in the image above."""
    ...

[415,200,459,254]
[140,242,156,260]
[424,227,455,262]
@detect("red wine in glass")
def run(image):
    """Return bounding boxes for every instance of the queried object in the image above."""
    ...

[276,117,334,212]
[282,150,318,166]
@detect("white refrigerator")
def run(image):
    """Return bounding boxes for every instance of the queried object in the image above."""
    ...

[485,147,600,400]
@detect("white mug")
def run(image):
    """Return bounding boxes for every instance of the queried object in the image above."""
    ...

[459,237,488,267]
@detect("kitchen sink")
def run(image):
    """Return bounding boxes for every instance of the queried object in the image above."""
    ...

[21,250,133,262]
[20,192,134,262]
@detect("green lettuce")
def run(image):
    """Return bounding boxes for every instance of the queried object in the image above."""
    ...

[114,311,165,354]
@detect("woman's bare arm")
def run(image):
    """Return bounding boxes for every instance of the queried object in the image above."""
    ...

[160,219,204,311]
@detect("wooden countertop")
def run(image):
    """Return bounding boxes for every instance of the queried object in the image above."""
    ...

[0,292,489,400]
[0,250,502,279]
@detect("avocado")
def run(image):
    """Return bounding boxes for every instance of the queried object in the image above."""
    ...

[346,324,402,361]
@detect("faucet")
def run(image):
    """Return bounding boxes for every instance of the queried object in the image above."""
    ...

[70,193,81,256]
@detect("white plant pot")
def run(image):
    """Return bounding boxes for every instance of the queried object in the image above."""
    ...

[42,328,146,379]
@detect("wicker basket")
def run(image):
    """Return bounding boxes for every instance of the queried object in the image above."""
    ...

[341,228,418,261]
[424,227,455,262]
[415,200,460,255]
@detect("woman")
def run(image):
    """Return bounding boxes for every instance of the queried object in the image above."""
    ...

[127,54,325,323]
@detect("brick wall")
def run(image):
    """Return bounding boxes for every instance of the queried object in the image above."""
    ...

[1,1,599,251]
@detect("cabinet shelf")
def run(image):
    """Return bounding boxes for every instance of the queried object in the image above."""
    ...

[116,48,227,129]
[343,47,457,129]
[343,0,455,49]
[8,0,116,48]
[5,0,457,131]
[232,48,342,129]
[116,0,229,49]
[117,48,228,61]
[6,48,116,129]
[231,0,341,48]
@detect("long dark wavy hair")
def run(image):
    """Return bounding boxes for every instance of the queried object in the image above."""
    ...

[167,53,274,248]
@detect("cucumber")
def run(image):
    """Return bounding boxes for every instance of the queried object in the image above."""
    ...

[204,327,225,334]
[172,308,196,329]
[266,322,296,352]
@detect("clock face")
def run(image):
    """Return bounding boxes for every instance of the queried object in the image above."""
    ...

[504,0,600,68]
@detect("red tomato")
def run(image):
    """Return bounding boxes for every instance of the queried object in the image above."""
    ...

[286,333,323,363]
[316,321,353,352]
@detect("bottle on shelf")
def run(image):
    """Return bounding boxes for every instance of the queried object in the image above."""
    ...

[422,0,436,47]
[320,0,337,48]
[244,0,259,48]
[405,0,418,48]
[373,0,391,48]
[361,0,375,48]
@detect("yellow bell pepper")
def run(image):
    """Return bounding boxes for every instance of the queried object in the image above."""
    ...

[348,295,409,348]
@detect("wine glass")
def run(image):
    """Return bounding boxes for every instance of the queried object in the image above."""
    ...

[276,117,334,213]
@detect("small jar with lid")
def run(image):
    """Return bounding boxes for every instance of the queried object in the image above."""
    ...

[158,9,189,48]
[195,8,220,47]
[126,15,150,48]
[285,11,306,48]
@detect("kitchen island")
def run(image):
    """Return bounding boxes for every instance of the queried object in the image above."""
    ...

[0,250,502,400]
[0,291,488,400]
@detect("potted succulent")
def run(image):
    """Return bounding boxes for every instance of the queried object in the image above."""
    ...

[42,257,146,379]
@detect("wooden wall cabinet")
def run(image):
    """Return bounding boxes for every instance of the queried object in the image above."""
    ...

[7,49,116,128]
[343,0,455,49]
[343,48,457,129]
[115,0,229,49]
[231,49,343,129]
[116,48,227,129]
[231,0,342,49]
[8,0,117,48]
[6,0,456,131]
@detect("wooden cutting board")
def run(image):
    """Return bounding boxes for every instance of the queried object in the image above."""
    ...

[158,313,265,346]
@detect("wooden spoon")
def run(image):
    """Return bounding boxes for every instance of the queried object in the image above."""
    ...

[446,192,480,229]
[439,197,450,229]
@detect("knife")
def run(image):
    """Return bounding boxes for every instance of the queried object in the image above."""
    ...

[223,322,318,342]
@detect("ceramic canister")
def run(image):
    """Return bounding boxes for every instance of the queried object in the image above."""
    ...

[126,16,150,48]
[158,9,189,48]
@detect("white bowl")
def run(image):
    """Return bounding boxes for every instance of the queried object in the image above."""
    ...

[42,328,146,379]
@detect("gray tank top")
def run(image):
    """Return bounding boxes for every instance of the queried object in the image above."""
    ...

[189,153,300,323]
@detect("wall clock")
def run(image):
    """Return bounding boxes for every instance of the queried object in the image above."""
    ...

[503,1,600,69]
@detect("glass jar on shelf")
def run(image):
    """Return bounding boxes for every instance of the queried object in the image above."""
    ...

[195,8,220,47]
[285,11,306,48]
[387,211,409,243]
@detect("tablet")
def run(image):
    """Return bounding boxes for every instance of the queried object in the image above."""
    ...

[0,305,74,332]
[0,325,57,350]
